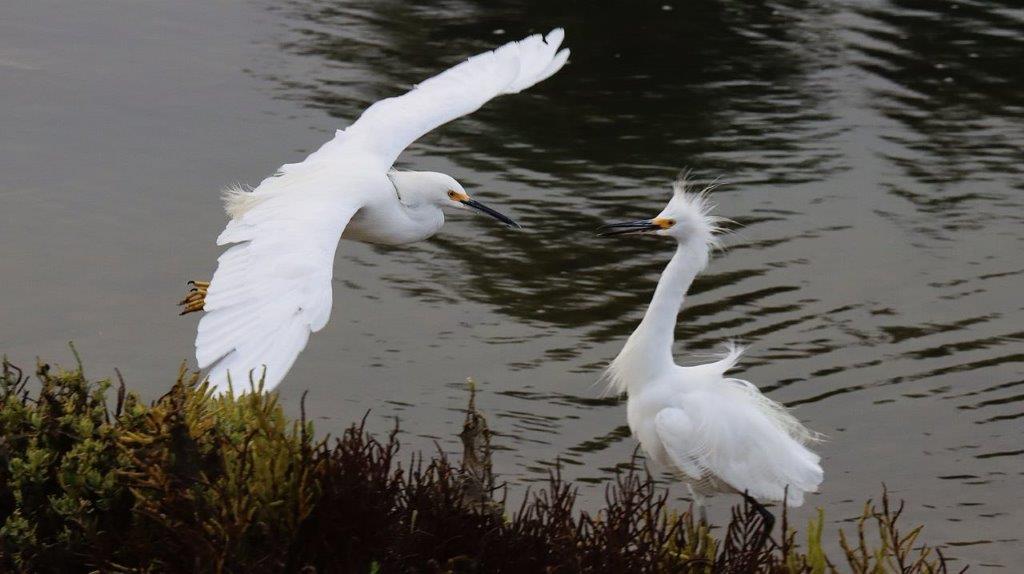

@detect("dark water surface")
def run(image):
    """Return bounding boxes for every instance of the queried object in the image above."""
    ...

[2,0,1022,567]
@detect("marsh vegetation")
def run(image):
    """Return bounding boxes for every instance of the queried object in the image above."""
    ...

[0,358,960,573]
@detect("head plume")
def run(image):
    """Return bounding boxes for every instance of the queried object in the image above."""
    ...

[660,172,728,248]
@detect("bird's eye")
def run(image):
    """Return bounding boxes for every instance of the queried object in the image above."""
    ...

[666,219,676,226]
[447,190,457,199]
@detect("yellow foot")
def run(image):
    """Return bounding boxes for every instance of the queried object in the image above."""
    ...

[178,280,209,315]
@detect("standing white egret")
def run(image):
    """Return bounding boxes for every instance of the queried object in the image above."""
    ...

[179,29,570,392]
[597,178,823,531]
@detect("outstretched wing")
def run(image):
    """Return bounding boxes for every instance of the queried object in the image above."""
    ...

[195,177,366,393]
[194,30,568,393]
[303,28,569,170]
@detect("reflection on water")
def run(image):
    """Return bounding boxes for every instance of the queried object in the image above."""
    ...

[262,0,1023,566]
[2,0,1021,568]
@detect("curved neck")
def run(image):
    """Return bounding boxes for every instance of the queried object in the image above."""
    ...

[388,170,441,208]
[383,171,445,236]
[614,240,709,384]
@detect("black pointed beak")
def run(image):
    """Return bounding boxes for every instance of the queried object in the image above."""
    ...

[462,198,521,229]
[597,219,659,237]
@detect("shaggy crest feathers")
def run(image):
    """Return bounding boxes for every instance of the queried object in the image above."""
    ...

[670,174,729,250]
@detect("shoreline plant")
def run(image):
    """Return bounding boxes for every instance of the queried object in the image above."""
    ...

[0,357,961,573]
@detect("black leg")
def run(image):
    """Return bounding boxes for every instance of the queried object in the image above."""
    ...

[741,491,775,548]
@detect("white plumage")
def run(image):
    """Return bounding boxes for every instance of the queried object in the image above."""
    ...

[190,29,570,393]
[599,179,823,510]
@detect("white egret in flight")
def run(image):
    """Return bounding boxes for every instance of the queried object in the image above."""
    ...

[180,30,570,392]
[597,178,823,532]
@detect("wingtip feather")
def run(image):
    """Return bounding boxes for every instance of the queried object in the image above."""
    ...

[545,28,565,46]
[538,48,570,82]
